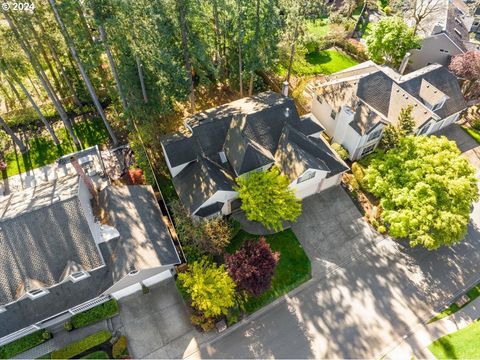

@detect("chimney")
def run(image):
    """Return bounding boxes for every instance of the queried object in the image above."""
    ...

[398,52,411,75]
[281,81,289,97]
[70,156,97,199]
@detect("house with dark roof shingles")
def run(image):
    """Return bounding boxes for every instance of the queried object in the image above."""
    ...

[0,161,180,346]
[408,0,480,72]
[311,61,467,160]
[161,91,349,218]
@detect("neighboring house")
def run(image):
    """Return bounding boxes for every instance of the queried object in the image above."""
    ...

[311,61,466,160]
[161,91,348,218]
[408,0,480,72]
[0,154,180,346]
[471,6,480,34]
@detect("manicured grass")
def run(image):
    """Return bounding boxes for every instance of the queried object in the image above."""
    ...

[81,350,110,359]
[277,48,359,77]
[71,299,119,329]
[0,330,49,358]
[429,283,480,323]
[306,18,330,37]
[4,118,110,177]
[428,319,480,359]
[226,229,311,314]
[462,126,480,144]
[51,331,112,359]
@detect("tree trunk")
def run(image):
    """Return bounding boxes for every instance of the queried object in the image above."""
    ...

[99,25,128,111]
[3,65,60,145]
[6,78,27,109]
[177,0,195,113]
[286,23,299,84]
[3,9,81,149]
[136,57,148,103]
[36,20,83,106]
[212,0,222,79]
[27,18,64,97]
[237,0,244,97]
[0,115,27,153]
[50,0,119,146]
[248,0,261,96]
[76,5,110,88]
[26,73,41,98]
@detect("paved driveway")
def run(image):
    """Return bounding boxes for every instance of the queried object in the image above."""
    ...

[291,186,382,278]
[193,128,480,359]
[114,279,214,359]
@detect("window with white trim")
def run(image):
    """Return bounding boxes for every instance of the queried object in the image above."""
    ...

[27,288,49,299]
[432,99,446,111]
[297,170,315,184]
[361,144,376,156]
[316,95,323,103]
[454,28,462,37]
[367,127,383,142]
[69,271,90,283]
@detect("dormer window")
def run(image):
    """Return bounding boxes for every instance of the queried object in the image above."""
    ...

[367,127,383,142]
[69,271,90,283]
[297,170,315,184]
[432,99,446,111]
[27,288,49,299]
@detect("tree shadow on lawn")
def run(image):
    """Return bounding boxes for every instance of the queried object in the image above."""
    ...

[305,51,333,66]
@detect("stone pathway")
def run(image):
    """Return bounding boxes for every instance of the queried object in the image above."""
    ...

[14,320,110,359]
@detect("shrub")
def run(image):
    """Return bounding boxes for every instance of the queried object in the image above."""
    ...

[0,331,48,358]
[71,299,119,329]
[383,6,392,15]
[170,200,233,255]
[112,336,128,359]
[201,218,233,255]
[178,258,236,318]
[51,331,112,359]
[190,313,216,332]
[64,322,73,331]
[225,238,280,297]
[377,225,387,234]
[472,119,480,132]
[42,331,52,341]
[331,143,349,160]
[351,162,365,185]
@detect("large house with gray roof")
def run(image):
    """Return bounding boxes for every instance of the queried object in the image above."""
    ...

[0,161,180,346]
[407,0,480,72]
[311,61,466,160]
[161,91,348,218]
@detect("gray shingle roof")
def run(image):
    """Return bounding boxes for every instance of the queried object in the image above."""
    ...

[163,91,348,213]
[98,185,180,281]
[161,134,197,168]
[0,195,103,305]
[172,157,235,214]
[357,71,394,116]
[275,124,348,181]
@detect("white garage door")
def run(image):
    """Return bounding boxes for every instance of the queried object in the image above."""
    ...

[319,174,341,191]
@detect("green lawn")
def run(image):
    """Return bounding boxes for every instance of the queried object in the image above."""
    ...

[306,18,330,37]
[428,319,480,359]
[429,283,480,323]
[4,118,109,177]
[462,126,480,144]
[277,48,359,77]
[226,229,311,314]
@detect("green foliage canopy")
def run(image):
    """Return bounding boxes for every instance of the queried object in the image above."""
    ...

[178,258,236,318]
[365,17,420,67]
[235,167,302,232]
[364,136,478,250]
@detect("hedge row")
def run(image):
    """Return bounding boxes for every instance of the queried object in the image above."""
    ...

[50,331,111,359]
[71,299,119,329]
[0,330,49,359]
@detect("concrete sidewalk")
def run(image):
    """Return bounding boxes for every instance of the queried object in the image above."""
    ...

[386,295,480,359]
